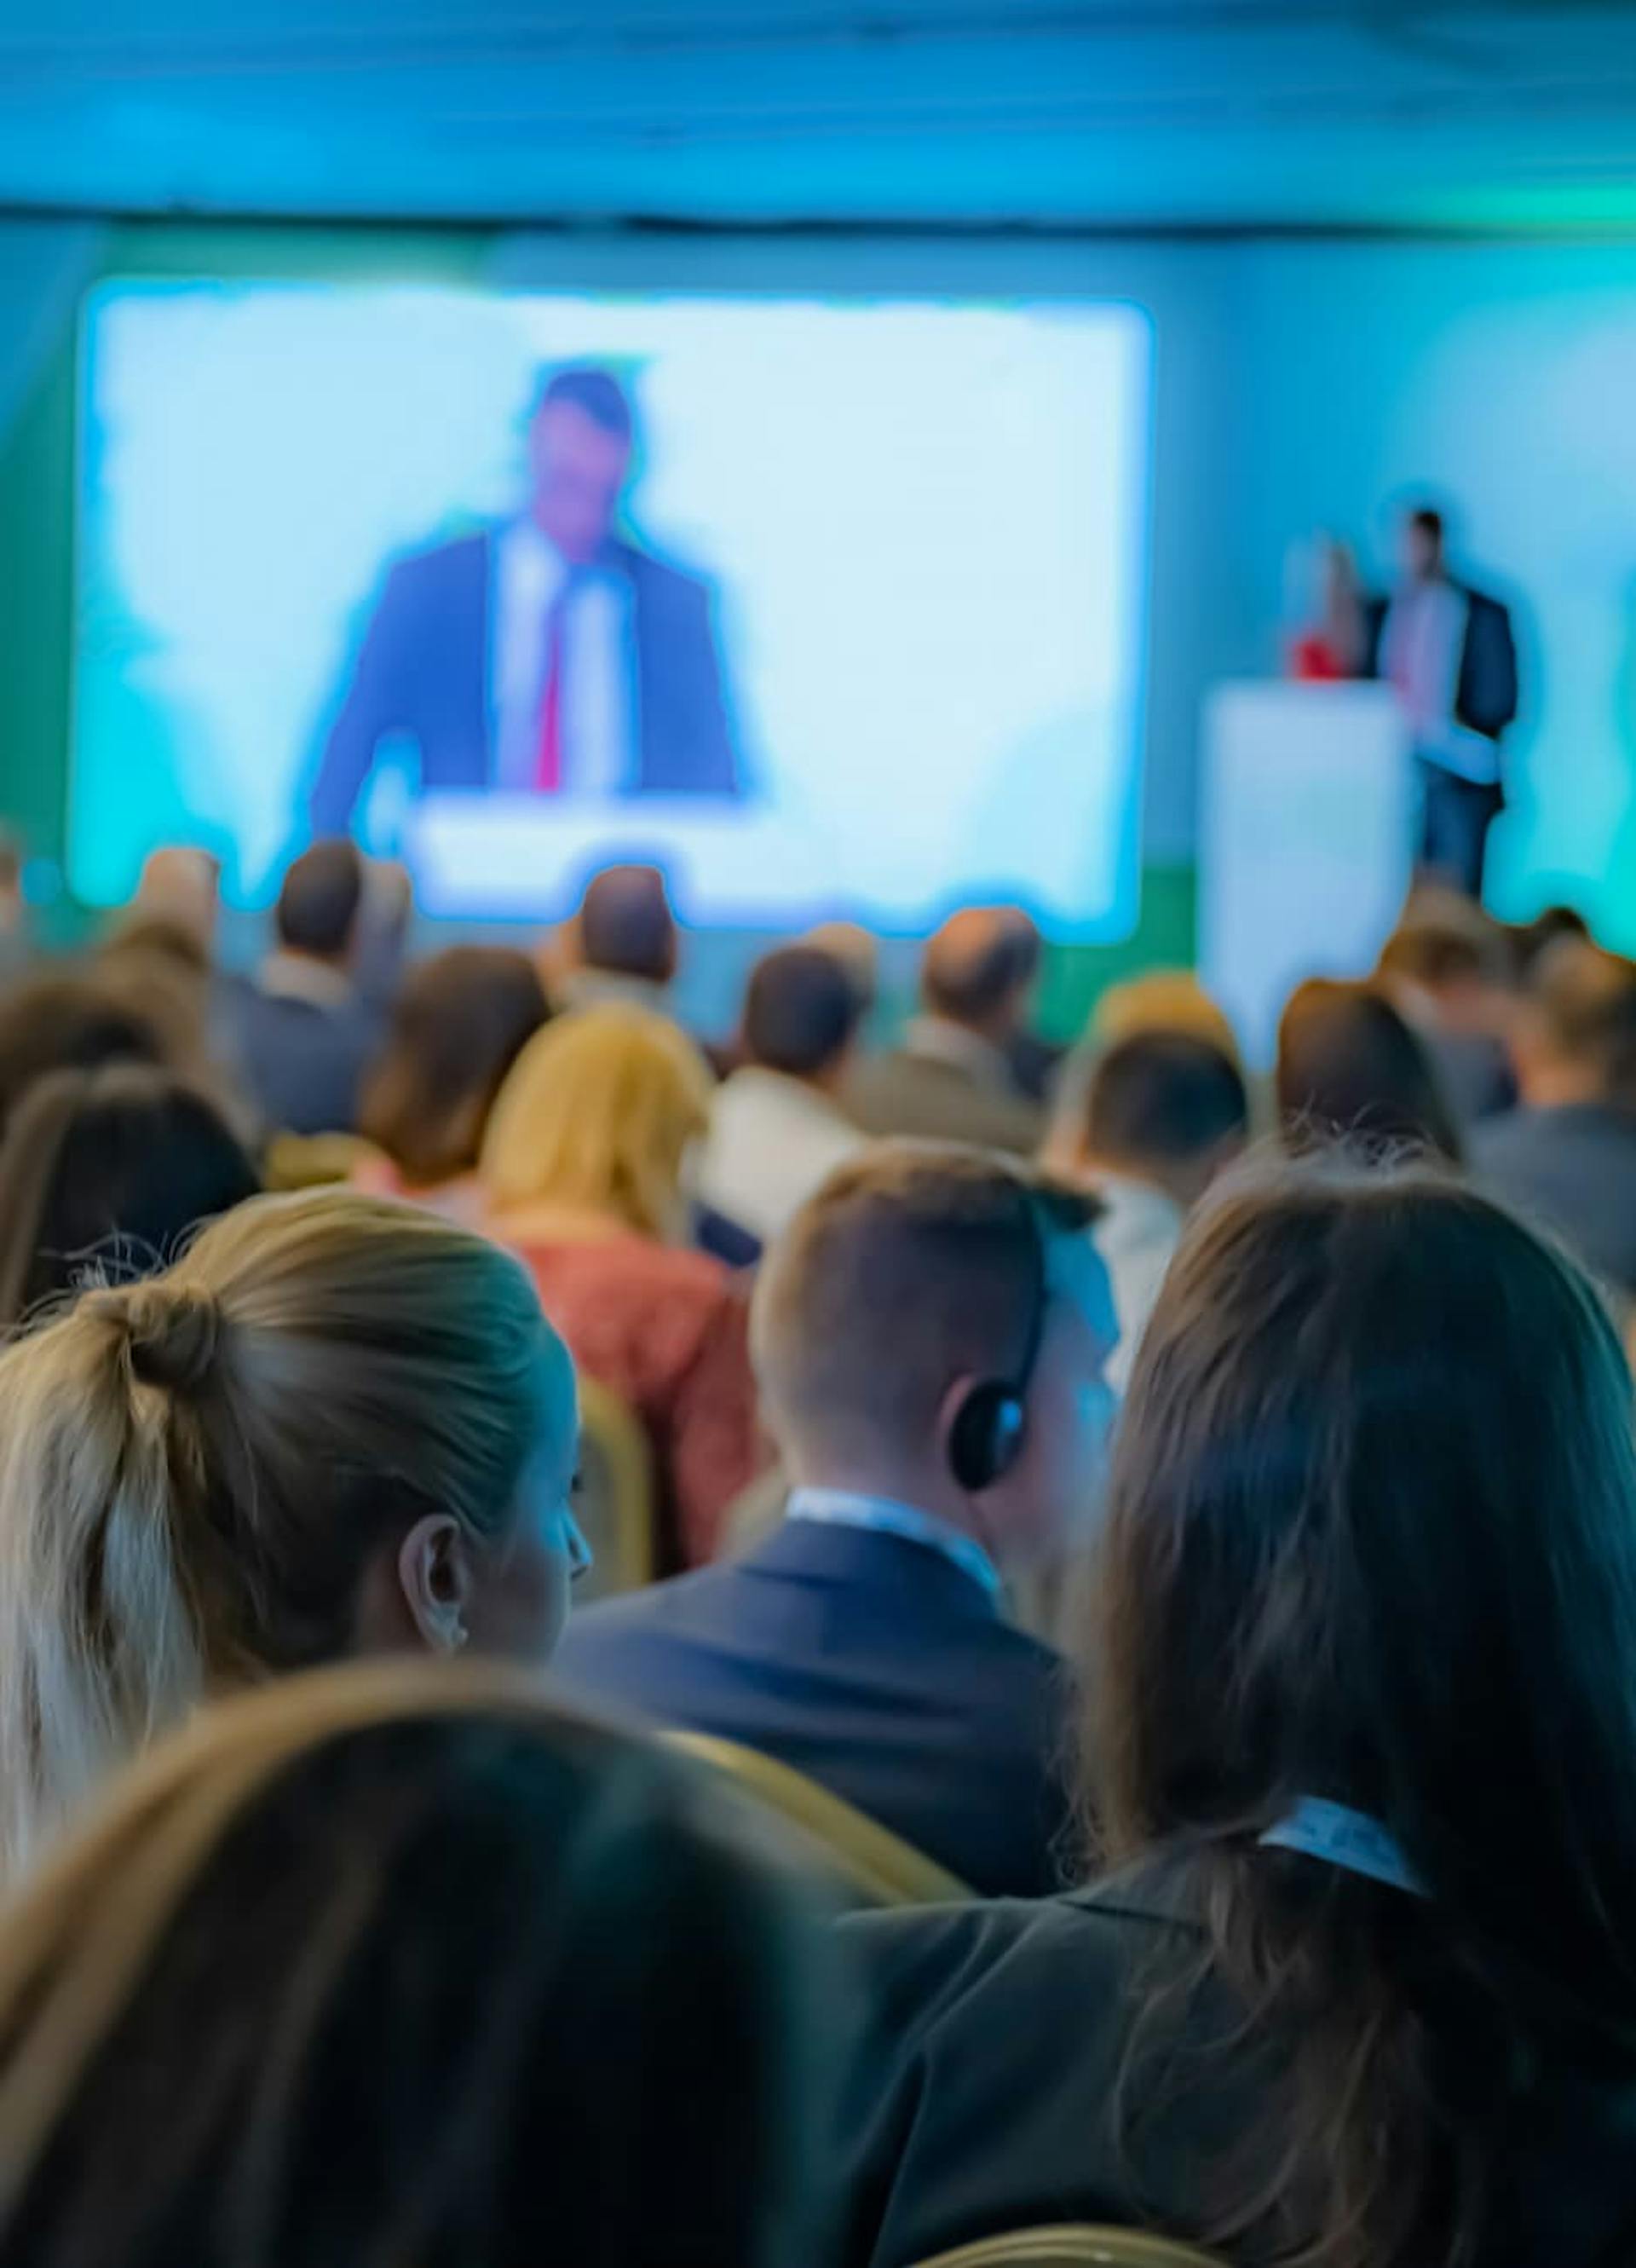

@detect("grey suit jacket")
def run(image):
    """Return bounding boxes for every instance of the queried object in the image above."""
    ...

[845,1042,1043,1157]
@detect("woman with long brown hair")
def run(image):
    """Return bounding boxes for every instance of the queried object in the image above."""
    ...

[840,1162,1636,2267]
[0,1660,837,2268]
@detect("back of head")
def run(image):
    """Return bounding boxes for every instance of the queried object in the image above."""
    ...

[0,1192,564,1876]
[275,840,364,962]
[1091,1162,1636,2263]
[1520,938,1636,1106]
[742,947,863,1082]
[1277,978,1463,1161]
[1090,969,1242,1069]
[753,1141,1096,1480]
[1079,1032,1249,1196]
[1507,902,1590,984]
[801,921,879,1019]
[574,863,678,986]
[360,948,549,1187]
[0,1662,828,2268]
[0,1065,260,1330]
[1376,887,1508,996]
[134,846,219,953]
[0,972,171,1138]
[919,908,1036,1036]
[481,1003,712,1238]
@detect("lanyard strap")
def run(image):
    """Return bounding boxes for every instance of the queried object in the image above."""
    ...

[786,1488,1003,1603]
[1259,1796,1428,1898]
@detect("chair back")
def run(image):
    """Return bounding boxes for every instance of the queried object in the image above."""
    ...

[573,1376,656,1602]
[916,2230,1226,2268]
[665,1731,971,1909]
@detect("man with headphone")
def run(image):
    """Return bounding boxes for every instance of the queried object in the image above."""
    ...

[556,1141,1120,1896]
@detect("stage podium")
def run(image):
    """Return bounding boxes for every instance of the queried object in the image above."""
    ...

[1199,682,1413,1067]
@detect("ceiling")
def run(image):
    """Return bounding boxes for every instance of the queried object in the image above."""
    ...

[6,0,1636,230]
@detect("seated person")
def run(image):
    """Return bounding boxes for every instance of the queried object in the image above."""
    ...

[481,1003,764,1570]
[1472,937,1636,1298]
[1277,977,1464,1162]
[0,1660,836,2268]
[846,910,1045,1155]
[1374,887,1517,1127]
[226,841,384,1134]
[0,1064,259,1330]
[699,946,866,1244]
[355,946,550,1219]
[0,970,174,1138]
[839,1165,1636,2268]
[557,1144,1119,1896]
[546,862,681,1019]
[0,1189,585,1878]
[1049,1030,1248,1390]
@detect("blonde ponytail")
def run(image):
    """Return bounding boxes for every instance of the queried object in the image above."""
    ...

[0,1190,566,1881]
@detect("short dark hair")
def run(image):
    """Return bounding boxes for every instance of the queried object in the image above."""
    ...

[1509,903,1591,983]
[0,1065,260,1328]
[1529,940,1636,1102]
[535,366,634,441]
[754,1143,1098,1464]
[742,948,862,1080]
[277,843,364,961]
[1408,505,1445,545]
[1083,1033,1248,1169]
[1277,978,1463,1164]
[0,973,170,1137]
[576,865,677,985]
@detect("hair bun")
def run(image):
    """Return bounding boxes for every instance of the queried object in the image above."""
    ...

[115,1284,222,1396]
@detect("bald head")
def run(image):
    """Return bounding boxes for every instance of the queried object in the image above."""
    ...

[921,907,1040,1042]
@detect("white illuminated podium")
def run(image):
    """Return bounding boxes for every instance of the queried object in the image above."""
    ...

[1199,683,1413,1068]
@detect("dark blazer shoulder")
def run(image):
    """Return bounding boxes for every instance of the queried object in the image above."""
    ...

[386,526,493,602]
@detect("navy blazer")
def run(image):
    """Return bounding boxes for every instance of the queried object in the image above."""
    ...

[555,1517,1076,1898]
[308,528,739,834]
[1364,580,1520,773]
[222,979,383,1137]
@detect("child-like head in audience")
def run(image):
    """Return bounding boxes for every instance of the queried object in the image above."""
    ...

[0,1661,832,2268]
[0,1190,584,1875]
[0,1065,260,1330]
[1090,1163,1636,2262]
[752,1144,1119,1576]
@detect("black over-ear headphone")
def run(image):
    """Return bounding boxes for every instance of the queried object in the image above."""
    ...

[947,1193,1049,1495]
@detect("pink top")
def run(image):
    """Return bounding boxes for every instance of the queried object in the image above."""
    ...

[510,1235,764,1573]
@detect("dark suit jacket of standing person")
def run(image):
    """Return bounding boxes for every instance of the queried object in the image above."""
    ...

[1363,583,1520,776]
[554,1517,1075,1897]
[308,528,739,833]
[837,1869,1636,2268]
[845,1039,1045,1157]
[223,974,383,1137]
[1471,1102,1636,1297]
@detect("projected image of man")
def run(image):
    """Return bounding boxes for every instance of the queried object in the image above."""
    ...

[309,367,740,833]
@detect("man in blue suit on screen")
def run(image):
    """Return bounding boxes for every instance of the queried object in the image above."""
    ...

[308,365,740,834]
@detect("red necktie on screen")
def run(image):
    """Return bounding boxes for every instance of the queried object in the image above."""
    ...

[535,600,567,792]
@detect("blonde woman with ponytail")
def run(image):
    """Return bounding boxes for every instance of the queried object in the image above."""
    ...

[0,1188,585,1878]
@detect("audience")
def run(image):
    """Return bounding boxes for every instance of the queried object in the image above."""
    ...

[699,945,866,1244]
[1505,899,1590,984]
[229,840,383,1134]
[993,908,1065,1103]
[0,1065,259,1330]
[840,1163,1636,2267]
[1090,967,1243,1068]
[0,971,172,1137]
[481,1003,763,1568]
[550,862,680,1016]
[1277,977,1463,1160]
[0,1660,836,2268]
[0,1188,584,1876]
[0,831,30,982]
[559,1145,1118,1896]
[846,909,1045,1153]
[1374,887,1517,1125]
[1471,937,1636,1297]
[356,945,549,1217]
[1051,1030,1249,1390]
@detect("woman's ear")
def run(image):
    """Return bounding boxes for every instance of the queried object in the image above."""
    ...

[395,1514,474,1654]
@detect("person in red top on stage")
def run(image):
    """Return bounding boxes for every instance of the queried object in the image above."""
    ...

[1287,535,1366,681]
[481,1002,765,1571]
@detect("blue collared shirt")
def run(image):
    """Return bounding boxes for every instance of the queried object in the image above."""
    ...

[785,1486,1003,1603]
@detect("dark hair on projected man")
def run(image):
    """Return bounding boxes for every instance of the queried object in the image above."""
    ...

[532,366,637,441]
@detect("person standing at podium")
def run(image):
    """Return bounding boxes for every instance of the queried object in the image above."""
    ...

[1364,505,1519,900]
